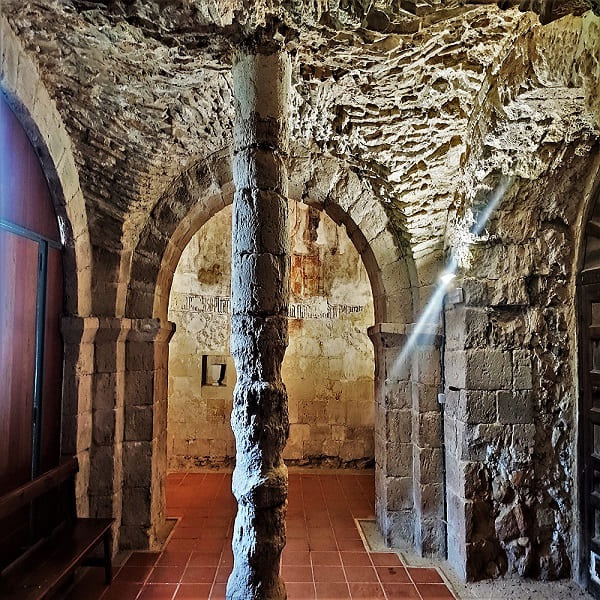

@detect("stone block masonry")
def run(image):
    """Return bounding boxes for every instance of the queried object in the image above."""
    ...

[226,47,291,600]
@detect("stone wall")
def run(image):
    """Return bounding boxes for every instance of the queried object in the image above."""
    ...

[443,156,595,580]
[167,201,375,470]
[443,13,600,580]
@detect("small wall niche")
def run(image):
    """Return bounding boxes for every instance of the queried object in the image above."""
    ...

[202,355,228,387]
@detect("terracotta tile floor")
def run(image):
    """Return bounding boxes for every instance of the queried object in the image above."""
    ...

[68,471,457,600]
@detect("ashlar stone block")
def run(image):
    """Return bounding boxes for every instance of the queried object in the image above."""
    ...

[445,349,512,390]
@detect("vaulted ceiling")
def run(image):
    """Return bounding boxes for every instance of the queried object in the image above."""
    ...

[3,1,599,282]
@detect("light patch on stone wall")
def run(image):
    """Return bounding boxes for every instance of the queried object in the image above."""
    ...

[167,202,375,470]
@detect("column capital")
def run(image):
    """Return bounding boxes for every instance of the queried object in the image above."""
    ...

[127,318,175,344]
[61,315,100,344]
[406,321,442,348]
[368,322,407,348]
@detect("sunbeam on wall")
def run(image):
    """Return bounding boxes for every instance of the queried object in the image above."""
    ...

[392,175,515,377]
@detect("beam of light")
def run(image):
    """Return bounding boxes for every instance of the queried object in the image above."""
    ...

[390,175,514,378]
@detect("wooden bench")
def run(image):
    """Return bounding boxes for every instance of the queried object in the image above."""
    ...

[0,457,114,600]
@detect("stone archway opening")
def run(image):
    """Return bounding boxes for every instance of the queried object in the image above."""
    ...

[123,151,426,565]
[165,200,376,477]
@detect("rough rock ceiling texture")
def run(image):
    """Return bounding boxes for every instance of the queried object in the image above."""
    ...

[3,1,599,275]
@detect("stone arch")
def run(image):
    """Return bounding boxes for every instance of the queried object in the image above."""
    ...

[443,11,600,582]
[1,15,94,515]
[1,14,92,317]
[126,148,414,323]
[121,147,450,556]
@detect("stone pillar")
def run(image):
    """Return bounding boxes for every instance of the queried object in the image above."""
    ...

[61,316,99,517]
[227,46,291,600]
[121,318,175,550]
[369,323,415,549]
[369,321,445,557]
[409,324,445,557]
[61,316,175,553]
[88,317,131,552]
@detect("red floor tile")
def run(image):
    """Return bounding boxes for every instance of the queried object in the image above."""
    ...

[101,582,143,600]
[214,565,231,583]
[313,565,345,582]
[416,583,456,599]
[188,552,221,566]
[376,566,411,584]
[340,552,372,567]
[408,567,444,584]
[181,565,217,583]
[336,538,365,552]
[166,539,197,553]
[287,581,316,599]
[197,539,227,553]
[281,565,314,582]
[147,565,185,583]
[334,527,362,540]
[287,538,310,551]
[220,549,233,566]
[127,552,161,567]
[308,537,338,551]
[382,583,421,599]
[137,583,177,599]
[370,552,403,566]
[310,551,341,566]
[344,566,378,583]
[315,581,351,599]
[282,550,311,565]
[157,551,191,567]
[174,584,212,599]
[114,565,153,583]
[348,582,385,598]
[210,582,227,599]
[173,526,205,539]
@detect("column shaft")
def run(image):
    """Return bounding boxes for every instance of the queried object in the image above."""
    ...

[227,47,291,600]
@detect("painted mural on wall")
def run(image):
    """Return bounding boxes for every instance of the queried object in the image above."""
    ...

[167,202,375,469]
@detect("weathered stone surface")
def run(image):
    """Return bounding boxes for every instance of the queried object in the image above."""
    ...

[4,0,600,589]
[226,48,291,600]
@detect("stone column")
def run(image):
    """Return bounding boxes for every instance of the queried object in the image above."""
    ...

[368,323,414,549]
[409,324,445,557]
[61,316,99,517]
[122,318,175,550]
[227,46,291,600]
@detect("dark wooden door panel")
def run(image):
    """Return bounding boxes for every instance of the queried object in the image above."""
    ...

[0,97,60,243]
[40,247,64,474]
[580,283,600,598]
[0,229,39,494]
[0,94,66,570]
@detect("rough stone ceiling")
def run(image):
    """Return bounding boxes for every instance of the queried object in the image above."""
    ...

[3,0,599,265]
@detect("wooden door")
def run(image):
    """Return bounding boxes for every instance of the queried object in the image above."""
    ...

[580,281,600,597]
[0,94,65,568]
[0,229,39,493]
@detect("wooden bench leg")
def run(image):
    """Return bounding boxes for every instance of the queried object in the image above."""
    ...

[103,531,113,585]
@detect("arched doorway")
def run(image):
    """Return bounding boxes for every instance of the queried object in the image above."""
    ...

[166,201,376,472]
[0,93,64,566]
[123,151,432,558]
